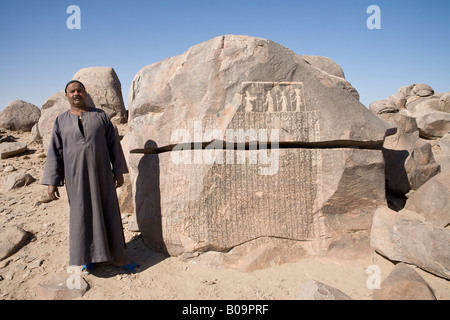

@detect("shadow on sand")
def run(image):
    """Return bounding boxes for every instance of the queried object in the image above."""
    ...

[90,140,169,278]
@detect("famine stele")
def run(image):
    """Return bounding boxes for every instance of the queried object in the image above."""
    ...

[42,80,139,273]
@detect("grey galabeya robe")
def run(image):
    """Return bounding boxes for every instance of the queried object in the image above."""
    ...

[42,107,128,266]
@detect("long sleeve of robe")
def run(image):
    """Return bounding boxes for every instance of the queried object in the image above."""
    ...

[42,107,128,266]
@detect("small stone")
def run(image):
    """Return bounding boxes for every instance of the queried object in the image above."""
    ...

[296,279,352,300]
[36,272,89,300]
[3,165,15,173]
[0,226,29,261]
[372,263,436,300]
[28,259,43,270]
[0,172,36,193]
[0,142,28,159]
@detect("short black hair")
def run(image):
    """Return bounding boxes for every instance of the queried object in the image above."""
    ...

[65,80,86,93]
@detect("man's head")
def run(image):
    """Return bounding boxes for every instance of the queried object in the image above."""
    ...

[65,80,87,109]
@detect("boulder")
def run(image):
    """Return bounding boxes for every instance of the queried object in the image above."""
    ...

[377,83,437,113]
[0,226,29,261]
[415,109,450,139]
[404,143,441,191]
[0,142,28,159]
[370,206,450,280]
[384,85,410,109]
[412,97,441,113]
[412,83,434,98]
[296,279,352,300]
[369,100,398,118]
[72,67,127,123]
[127,35,389,258]
[431,132,450,172]
[404,170,450,228]
[372,263,436,300]
[388,85,450,139]
[405,84,435,112]
[438,92,450,113]
[0,100,40,132]
[382,114,440,196]
[36,272,89,300]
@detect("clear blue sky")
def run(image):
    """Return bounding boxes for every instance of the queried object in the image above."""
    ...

[0,0,449,111]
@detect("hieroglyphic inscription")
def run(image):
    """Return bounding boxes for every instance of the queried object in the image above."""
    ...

[171,149,320,250]
[163,81,323,252]
[227,82,320,143]
[241,81,306,113]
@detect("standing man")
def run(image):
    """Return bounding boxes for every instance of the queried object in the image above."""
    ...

[42,80,139,273]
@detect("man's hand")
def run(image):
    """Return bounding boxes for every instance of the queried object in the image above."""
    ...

[48,185,60,200]
[114,174,124,189]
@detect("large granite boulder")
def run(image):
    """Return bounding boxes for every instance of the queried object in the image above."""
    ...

[371,206,450,280]
[72,67,127,123]
[404,170,450,228]
[0,100,40,132]
[126,35,389,258]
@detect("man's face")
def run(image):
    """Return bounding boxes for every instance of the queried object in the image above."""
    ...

[65,82,87,108]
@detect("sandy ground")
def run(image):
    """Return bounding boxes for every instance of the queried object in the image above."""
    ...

[1,126,449,300]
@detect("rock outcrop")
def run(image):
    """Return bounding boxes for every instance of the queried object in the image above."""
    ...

[126,35,389,258]
[370,84,449,199]
[404,170,450,228]
[372,263,436,300]
[72,67,127,123]
[370,206,450,280]
[370,84,449,283]
[0,100,40,132]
